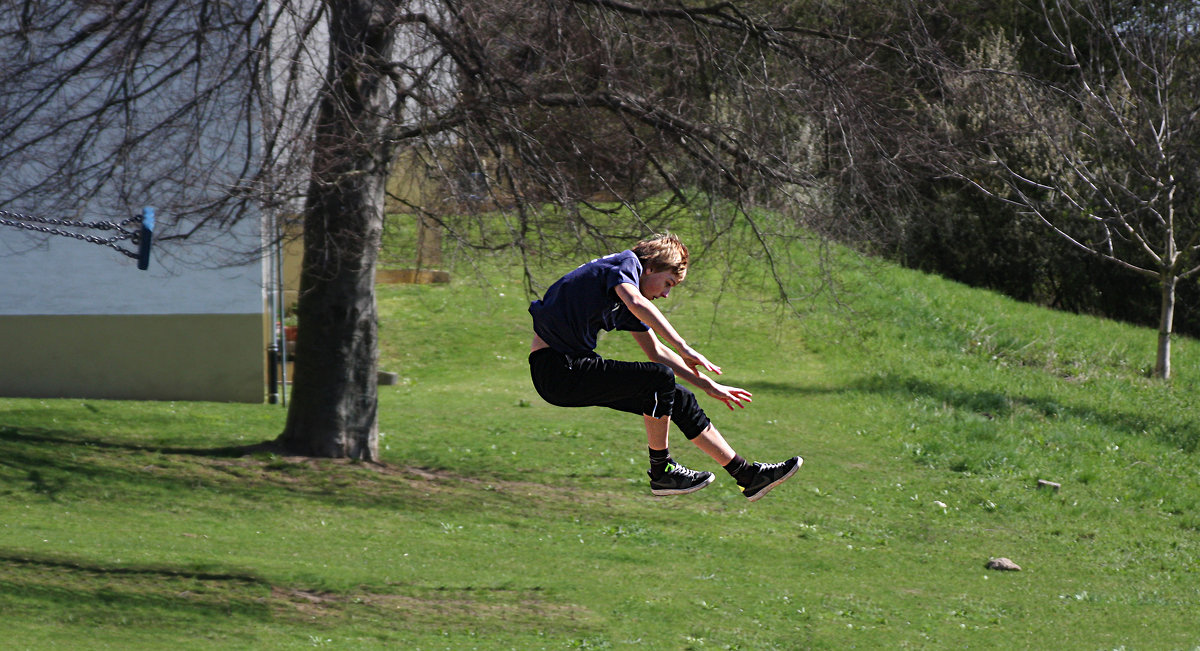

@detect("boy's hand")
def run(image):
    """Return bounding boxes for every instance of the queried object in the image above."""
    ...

[708,383,753,410]
[681,346,721,375]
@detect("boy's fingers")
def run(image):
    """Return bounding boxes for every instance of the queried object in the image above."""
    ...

[684,348,721,375]
[715,391,744,410]
[718,389,750,409]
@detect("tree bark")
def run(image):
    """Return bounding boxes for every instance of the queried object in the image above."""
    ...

[1155,272,1176,381]
[275,1,400,459]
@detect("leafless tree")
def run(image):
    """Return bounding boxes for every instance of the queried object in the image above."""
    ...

[2,0,949,458]
[944,0,1200,379]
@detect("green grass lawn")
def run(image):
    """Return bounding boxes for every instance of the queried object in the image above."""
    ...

[3,241,1200,649]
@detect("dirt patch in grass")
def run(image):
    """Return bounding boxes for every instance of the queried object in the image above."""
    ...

[267,583,597,636]
[1,553,591,633]
[197,453,604,509]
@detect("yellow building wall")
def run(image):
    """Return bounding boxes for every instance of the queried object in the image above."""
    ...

[0,313,264,402]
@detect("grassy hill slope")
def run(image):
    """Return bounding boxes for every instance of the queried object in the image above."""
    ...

[2,241,1198,649]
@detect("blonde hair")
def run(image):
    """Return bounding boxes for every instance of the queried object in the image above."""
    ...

[632,233,689,280]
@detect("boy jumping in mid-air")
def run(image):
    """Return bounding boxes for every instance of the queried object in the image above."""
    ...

[528,233,801,501]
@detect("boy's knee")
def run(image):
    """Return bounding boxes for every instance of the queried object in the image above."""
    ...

[650,362,675,388]
[642,363,676,419]
[673,385,711,439]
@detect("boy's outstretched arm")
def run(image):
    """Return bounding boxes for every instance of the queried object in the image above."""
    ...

[615,283,720,375]
[630,330,753,410]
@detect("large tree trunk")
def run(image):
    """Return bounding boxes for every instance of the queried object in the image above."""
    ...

[275,1,400,459]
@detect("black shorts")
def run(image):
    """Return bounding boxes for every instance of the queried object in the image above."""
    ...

[528,348,711,439]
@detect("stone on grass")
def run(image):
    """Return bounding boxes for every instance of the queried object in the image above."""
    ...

[985,557,1022,571]
[378,371,400,385]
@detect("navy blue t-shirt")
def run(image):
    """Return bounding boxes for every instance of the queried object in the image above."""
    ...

[529,250,650,356]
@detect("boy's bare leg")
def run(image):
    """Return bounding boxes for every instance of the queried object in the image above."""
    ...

[646,418,735,465]
[691,424,736,466]
[644,414,670,450]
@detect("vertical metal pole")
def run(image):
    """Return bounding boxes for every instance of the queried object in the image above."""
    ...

[266,209,280,405]
[276,212,288,407]
[267,343,279,404]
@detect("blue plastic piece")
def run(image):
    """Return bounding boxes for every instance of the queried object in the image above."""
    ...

[137,206,154,270]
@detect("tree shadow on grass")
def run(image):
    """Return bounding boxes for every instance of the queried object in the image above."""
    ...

[746,374,1200,453]
[0,552,267,585]
[0,424,277,458]
[0,425,602,518]
[0,552,287,628]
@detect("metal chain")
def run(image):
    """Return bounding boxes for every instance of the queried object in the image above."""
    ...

[0,208,140,234]
[0,209,141,259]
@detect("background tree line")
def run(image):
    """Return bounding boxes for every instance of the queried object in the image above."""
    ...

[435,0,1200,361]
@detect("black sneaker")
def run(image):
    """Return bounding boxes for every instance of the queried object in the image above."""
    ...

[740,456,803,502]
[648,462,715,496]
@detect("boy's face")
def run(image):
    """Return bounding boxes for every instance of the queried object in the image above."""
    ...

[640,269,681,301]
